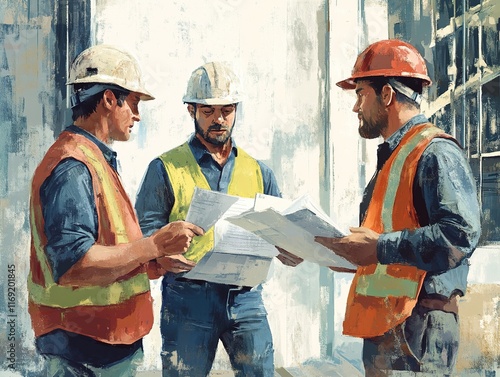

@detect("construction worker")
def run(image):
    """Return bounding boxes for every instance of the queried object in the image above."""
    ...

[28,44,203,376]
[135,61,302,377]
[315,39,481,376]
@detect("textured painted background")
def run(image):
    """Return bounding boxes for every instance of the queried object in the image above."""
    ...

[1,0,499,375]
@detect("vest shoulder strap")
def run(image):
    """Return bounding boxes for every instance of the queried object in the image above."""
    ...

[229,147,264,197]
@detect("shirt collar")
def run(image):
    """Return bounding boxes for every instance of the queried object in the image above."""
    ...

[384,113,429,152]
[66,125,118,169]
[187,133,238,163]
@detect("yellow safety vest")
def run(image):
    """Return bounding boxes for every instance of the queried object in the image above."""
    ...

[159,141,264,262]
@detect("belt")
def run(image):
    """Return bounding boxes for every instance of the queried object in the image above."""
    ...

[418,294,459,315]
[175,277,252,291]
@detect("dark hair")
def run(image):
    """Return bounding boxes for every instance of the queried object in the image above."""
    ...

[358,76,424,107]
[71,83,130,121]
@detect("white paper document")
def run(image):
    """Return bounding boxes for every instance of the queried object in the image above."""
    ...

[185,187,239,232]
[183,188,278,286]
[253,192,292,212]
[184,252,273,287]
[213,196,278,258]
[225,194,356,270]
[183,189,354,286]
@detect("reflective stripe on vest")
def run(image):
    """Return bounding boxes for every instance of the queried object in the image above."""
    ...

[79,144,129,243]
[343,124,451,338]
[159,142,264,262]
[355,264,420,298]
[380,125,445,232]
[28,142,150,308]
[28,272,150,307]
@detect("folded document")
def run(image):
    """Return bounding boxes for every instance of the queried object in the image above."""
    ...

[183,188,355,287]
[183,188,277,286]
[226,193,355,270]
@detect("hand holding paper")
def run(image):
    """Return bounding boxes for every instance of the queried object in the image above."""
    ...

[181,188,357,286]
[156,254,196,274]
[275,246,304,267]
[151,220,204,257]
[183,188,278,286]
[315,226,380,267]
[225,194,356,270]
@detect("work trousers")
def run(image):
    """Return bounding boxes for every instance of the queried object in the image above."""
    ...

[41,347,143,377]
[160,275,274,377]
[362,304,459,377]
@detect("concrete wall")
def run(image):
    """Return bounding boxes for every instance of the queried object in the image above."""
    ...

[1,1,68,375]
[91,0,336,371]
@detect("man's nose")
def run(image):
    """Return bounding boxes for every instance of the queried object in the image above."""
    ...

[213,109,224,121]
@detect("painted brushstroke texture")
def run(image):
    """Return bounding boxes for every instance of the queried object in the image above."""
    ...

[1,0,499,375]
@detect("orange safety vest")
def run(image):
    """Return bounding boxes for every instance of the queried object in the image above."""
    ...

[28,131,153,345]
[159,142,264,262]
[343,123,455,338]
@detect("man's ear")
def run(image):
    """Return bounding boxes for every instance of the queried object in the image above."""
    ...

[102,89,115,109]
[381,84,395,107]
[187,104,195,119]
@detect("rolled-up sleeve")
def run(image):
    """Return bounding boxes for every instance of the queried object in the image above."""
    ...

[377,138,481,273]
[135,158,174,237]
[40,158,97,283]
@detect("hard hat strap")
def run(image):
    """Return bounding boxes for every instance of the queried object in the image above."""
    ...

[70,84,127,109]
[388,78,422,105]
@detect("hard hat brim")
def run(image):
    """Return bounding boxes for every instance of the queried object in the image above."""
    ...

[336,73,432,90]
[183,97,239,105]
[336,79,356,90]
[138,92,155,101]
[66,79,155,101]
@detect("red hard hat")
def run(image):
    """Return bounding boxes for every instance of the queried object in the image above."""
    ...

[336,39,432,89]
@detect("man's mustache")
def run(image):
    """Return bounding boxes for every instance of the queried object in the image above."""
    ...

[208,124,229,131]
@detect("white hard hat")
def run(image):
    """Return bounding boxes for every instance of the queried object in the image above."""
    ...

[67,44,154,107]
[182,61,242,105]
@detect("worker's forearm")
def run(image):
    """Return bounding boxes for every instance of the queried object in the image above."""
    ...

[58,237,156,286]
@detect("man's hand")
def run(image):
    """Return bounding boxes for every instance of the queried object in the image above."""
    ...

[275,246,304,267]
[156,254,196,274]
[151,221,204,258]
[315,227,380,266]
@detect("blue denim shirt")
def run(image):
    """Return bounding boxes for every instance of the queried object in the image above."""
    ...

[36,125,141,366]
[373,114,481,297]
[135,133,282,237]
[40,125,116,282]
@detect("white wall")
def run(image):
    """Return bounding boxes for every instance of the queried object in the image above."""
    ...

[93,0,334,371]
[328,0,389,361]
[93,0,394,372]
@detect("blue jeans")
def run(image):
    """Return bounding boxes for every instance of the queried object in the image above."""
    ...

[363,304,459,376]
[41,347,143,377]
[160,275,274,377]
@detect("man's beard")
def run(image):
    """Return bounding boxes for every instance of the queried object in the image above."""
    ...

[194,119,234,146]
[358,105,388,139]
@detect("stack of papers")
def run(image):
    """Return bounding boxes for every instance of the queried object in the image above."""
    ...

[226,193,354,269]
[183,187,355,287]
